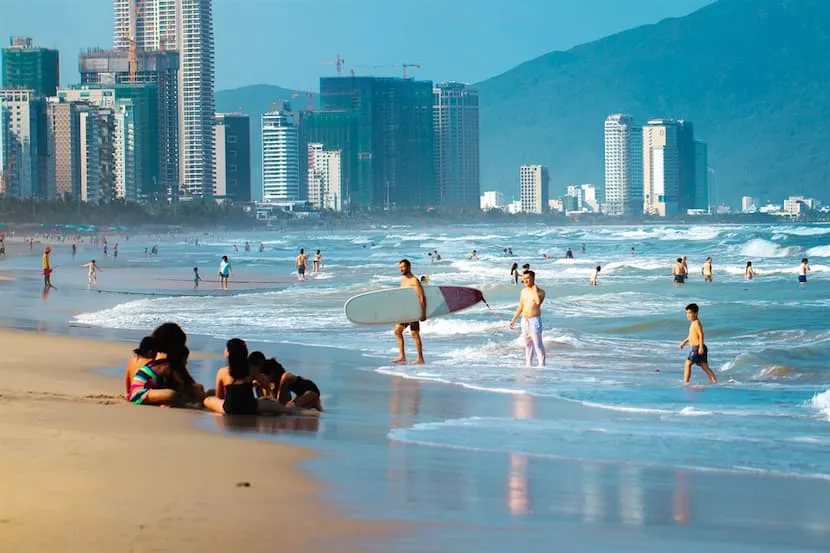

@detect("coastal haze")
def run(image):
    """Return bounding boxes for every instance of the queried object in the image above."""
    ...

[2,1,830,552]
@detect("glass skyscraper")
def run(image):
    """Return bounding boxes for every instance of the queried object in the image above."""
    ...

[318,76,435,210]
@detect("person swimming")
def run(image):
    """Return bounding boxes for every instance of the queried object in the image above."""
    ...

[565,247,574,259]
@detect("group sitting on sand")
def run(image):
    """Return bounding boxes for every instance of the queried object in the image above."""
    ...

[124,322,322,415]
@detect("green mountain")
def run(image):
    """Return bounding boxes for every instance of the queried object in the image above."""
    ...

[477,0,830,205]
[215,84,314,200]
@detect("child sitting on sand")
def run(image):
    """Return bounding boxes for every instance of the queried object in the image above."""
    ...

[124,336,156,398]
[248,352,323,411]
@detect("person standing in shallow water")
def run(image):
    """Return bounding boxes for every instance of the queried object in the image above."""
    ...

[218,256,231,289]
[296,248,308,280]
[392,259,426,365]
[701,257,713,282]
[680,303,717,384]
[509,270,546,368]
[799,258,810,284]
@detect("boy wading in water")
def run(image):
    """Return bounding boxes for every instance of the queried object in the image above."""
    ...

[679,303,717,384]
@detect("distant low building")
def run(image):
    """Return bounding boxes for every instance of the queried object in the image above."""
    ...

[506,200,522,214]
[548,198,564,213]
[783,196,818,215]
[480,190,504,210]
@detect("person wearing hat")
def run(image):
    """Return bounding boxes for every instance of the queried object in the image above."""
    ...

[125,337,156,398]
[42,246,54,287]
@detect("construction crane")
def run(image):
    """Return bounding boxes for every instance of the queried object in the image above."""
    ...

[291,92,314,111]
[401,63,421,79]
[322,54,345,77]
[127,0,147,83]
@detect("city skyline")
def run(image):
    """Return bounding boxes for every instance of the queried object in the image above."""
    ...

[0,0,715,91]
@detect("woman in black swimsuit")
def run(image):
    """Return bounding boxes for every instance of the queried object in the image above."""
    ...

[204,338,259,415]
[249,352,323,411]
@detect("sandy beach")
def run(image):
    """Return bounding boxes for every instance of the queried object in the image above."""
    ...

[0,329,402,552]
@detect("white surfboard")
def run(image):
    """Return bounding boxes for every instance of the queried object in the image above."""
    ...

[344,286,484,325]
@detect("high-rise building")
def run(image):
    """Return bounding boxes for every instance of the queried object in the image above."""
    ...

[0,89,44,198]
[319,76,435,209]
[694,140,708,211]
[57,85,158,201]
[520,165,549,214]
[433,82,479,209]
[741,196,756,212]
[261,107,299,202]
[297,109,358,206]
[113,0,215,197]
[307,143,342,211]
[643,119,681,217]
[603,114,643,216]
[565,185,584,212]
[676,120,697,213]
[2,37,59,97]
[80,48,179,199]
[46,100,83,199]
[214,113,251,201]
[113,100,136,199]
[581,184,599,212]
[78,107,104,203]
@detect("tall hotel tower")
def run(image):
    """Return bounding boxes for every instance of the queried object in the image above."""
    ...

[113,0,215,196]
[603,114,642,216]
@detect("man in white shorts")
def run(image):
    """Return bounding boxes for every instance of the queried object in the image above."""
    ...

[509,270,546,367]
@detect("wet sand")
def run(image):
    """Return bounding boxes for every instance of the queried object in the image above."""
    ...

[0,330,405,552]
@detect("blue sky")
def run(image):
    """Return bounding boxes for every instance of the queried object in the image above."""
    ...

[0,0,714,91]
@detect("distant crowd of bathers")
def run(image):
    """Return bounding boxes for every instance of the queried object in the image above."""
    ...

[124,322,322,416]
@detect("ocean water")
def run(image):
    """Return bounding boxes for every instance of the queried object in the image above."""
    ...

[69,223,830,481]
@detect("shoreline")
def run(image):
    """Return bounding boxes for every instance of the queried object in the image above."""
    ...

[0,329,409,552]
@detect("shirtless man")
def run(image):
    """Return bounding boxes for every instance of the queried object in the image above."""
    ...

[679,303,717,384]
[701,257,713,282]
[392,259,426,365]
[509,270,546,367]
[672,258,685,284]
[296,248,308,280]
[81,259,101,285]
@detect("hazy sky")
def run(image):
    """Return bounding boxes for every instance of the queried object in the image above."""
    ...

[0,0,715,91]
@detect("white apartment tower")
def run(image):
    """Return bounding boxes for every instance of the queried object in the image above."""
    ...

[520,164,549,214]
[0,89,42,198]
[643,119,680,217]
[113,0,215,196]
[307,143,342,211]
[262,109,299,202]
[603,114,642,216]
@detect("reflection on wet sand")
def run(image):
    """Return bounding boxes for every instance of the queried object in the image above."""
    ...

[508,393,534,516]
[387,375,422,506]
[213,414,321,434]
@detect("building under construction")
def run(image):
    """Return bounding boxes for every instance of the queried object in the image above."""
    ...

[79,48,178,200]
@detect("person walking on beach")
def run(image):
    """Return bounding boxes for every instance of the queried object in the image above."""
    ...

[313,249,323,273]
[509,270,546,368]
[296,248,308,280]
[392,259,426,365]
[679,303,717,384]
[672,258,685,284]
[701,257,713,282]
[71,243,76,257]
[80,259,101,286]
[799,258,810,284]
[193,267,202,288]
[113,243,119,259]
[0,235,5,256]
[218,256,232,289]
[42,246,54,288]
[745,261,758,280]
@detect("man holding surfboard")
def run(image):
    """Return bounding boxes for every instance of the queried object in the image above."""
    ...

[392,259,426,365]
